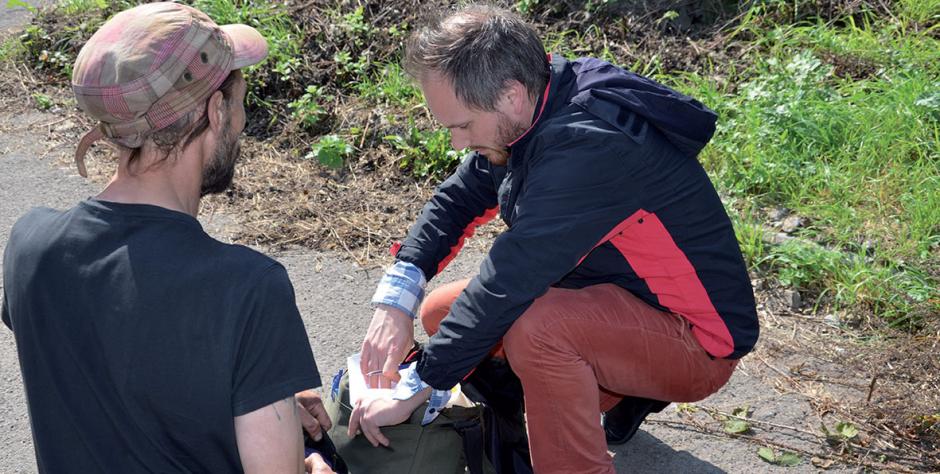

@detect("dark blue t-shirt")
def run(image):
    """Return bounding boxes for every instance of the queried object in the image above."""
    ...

[1,199,321,473]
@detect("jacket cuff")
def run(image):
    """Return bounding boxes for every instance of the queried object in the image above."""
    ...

[371,261,427,319]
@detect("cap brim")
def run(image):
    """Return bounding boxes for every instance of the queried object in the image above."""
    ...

[221,24,268,70]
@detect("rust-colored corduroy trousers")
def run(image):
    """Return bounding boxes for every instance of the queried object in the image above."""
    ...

[420,279,738,474]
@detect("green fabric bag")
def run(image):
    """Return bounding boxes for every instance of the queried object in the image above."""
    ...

[324,369,491,474]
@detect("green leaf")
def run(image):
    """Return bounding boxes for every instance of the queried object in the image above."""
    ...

[731,405,750,418]
[724,419,750,434]
[778,452,802,466]
[758,447,776,463]
[316,147,343,169]
[835,421,858,439]
[306,135,352,169]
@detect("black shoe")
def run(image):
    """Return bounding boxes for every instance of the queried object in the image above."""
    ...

[603,396,670,446]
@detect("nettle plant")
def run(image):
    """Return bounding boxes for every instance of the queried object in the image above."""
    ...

[306,134,353,169]
[385,122,461,181]
[288,85,333,130]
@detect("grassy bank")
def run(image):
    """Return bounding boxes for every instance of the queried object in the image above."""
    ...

[3,0,937,329]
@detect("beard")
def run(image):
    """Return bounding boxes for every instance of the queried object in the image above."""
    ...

[200,126,240,197]
[476,112,529,166]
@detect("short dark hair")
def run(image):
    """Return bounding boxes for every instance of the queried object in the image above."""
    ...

[126,70,241,168]
[404,4,550,111]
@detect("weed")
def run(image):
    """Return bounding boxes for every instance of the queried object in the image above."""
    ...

[356,62,422,108]
[306,135,353,170]
[59,0,109,15]
[385,124,461,180]
[31,93,53,110]
[338,5,372,46]
[757,447,802,466]
[334,50,370,81]
[288,85,332,131]
[191,0,303,96]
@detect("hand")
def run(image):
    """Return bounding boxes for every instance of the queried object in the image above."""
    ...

[347,391,429,447]
[304,452,335,473]
[296,389,332,442]
[360,305,415,389]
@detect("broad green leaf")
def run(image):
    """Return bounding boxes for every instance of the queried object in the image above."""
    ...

[316,148,343,169]
[778,452,802,466]
[835,422,858,439]
[758,447,776,463]
[724,419,750,434]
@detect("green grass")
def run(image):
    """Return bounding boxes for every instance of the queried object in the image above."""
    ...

[190,0,302,87]
[356,62,422,108]
[676,3,939,327]
[897,0,940,24]
[288,85,332,131]
[58,0,108,15]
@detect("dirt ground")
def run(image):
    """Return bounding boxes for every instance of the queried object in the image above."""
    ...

[1,1,937,472]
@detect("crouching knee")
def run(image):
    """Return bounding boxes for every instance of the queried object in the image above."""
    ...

[503,298,559,375]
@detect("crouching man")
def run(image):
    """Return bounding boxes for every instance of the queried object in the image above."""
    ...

[354,5,759,473]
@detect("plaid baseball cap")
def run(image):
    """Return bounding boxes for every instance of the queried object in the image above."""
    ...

[71,1,268,177]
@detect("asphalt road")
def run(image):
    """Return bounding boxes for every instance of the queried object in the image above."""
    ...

[0,2,848,472]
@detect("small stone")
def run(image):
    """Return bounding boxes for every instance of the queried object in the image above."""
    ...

[785,290,801,311]
[781,215,804,233]
[823,314,841,328]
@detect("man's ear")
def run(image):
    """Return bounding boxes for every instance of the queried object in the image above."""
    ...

[502,80,528,116]
[206,89,227,134]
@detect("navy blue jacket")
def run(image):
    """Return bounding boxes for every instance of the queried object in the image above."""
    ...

[397,55,759,390]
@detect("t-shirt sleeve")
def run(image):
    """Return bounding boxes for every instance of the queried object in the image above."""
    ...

[231,263,320,416]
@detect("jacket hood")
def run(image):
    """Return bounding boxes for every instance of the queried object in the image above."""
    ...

[563,56,717,158]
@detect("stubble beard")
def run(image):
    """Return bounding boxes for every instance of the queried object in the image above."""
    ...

[200,125,240,197]
[479,113,528,166]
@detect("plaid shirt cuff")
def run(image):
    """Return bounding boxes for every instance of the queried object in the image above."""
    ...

[393,363,451,425]
[371,261,427,320]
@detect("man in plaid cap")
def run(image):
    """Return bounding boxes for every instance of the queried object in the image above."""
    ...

[2,3,333,472]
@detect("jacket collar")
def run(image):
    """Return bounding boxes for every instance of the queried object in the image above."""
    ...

[507,54,572,162]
